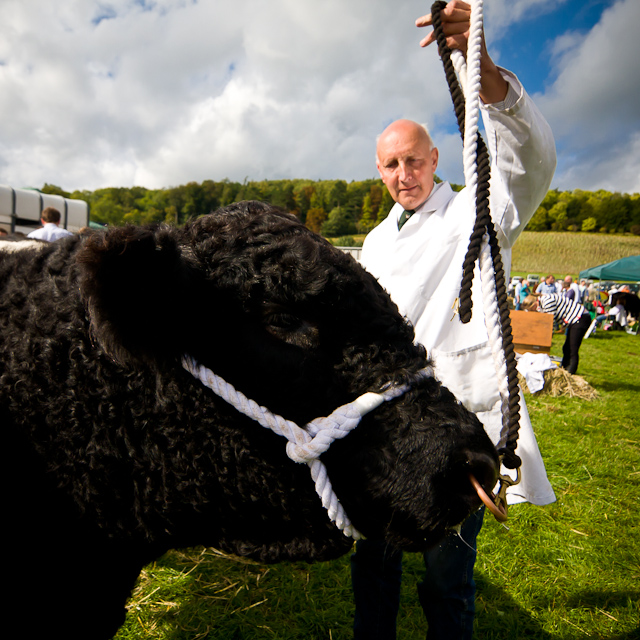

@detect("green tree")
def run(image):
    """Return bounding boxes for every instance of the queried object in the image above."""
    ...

[294,184,315,223]
[344,181,365,224]
[327,180,348,210]
[527,205,551,231]
[548,201,568,230]
[267,181,296,211]
[601,193,630,233]
[41,183,70,197]
[305,207,327,234]
[321,206,357,237]
[89,188,130,226]
[357,194,376,233]
[164,205,179,225]
[369,183,383,220]
[219,180,240,207]
[36,180,640,234]
[376,187,395,225]
[308,189,320,209]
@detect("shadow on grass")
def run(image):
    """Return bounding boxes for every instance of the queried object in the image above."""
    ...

[124,549,356,640]
[475,575,558,639]
[126,550,639,640]
[594,380,640,394]
[564,590,640,640]
[607,631,640,640]
[475,576,640,640]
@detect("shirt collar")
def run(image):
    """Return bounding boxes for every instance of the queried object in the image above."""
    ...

[393,182,456,229]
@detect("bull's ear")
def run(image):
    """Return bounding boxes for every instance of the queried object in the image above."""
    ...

[77,225,196,367]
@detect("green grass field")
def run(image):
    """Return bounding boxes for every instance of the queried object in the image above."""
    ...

[115,328,639,640]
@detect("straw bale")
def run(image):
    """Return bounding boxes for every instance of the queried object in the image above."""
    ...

[518,368,598,400]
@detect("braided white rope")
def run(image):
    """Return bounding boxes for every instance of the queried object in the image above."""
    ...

[462,0,484,205]
[453,0,511,418]
[182,354,433,539]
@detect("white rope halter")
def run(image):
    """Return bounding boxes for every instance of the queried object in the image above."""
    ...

[451,0,511,421]
[182,354,434,539]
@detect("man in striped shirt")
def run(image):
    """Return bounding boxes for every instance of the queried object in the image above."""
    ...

[522,294,591,374]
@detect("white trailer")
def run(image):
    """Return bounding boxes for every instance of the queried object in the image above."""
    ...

[0,185,89,235]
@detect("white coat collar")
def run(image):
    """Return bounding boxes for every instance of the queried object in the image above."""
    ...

[416,181,454,214]
[394,182,455,230]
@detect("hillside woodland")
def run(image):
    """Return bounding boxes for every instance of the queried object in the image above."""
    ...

[41,180,640,238]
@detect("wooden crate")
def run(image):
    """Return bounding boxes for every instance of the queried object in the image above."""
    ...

[509,309,553,355]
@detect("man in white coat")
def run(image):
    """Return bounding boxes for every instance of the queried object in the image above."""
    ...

[351,2,556,639]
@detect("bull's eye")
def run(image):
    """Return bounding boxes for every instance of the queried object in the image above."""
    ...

[265,312,302,332]
[262,304,320,348]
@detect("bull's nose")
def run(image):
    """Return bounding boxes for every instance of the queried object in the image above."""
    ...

[465,450,500,493]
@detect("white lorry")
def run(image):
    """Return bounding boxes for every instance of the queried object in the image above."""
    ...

[0,185,89,235]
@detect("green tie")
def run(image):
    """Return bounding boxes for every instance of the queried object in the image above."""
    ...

[398,209,415,230]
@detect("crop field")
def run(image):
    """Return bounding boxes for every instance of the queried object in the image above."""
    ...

[510,232,639,278]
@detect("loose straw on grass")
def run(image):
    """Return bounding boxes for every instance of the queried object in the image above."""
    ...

[519,368,599,400]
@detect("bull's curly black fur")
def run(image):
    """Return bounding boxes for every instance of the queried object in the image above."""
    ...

[1,201,498,639]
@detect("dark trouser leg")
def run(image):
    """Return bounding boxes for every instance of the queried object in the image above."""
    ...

[351,539,403,640]
[562,313,591,374]
[417,508,485,640]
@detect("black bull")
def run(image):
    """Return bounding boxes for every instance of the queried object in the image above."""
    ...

[1,201,499,639]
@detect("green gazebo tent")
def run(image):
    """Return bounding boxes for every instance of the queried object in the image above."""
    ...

[579,255,640,282]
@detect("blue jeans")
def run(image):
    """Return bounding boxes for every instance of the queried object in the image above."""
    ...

[351,508,485,640]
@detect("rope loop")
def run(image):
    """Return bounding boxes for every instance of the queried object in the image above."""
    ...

[182,354,434,538]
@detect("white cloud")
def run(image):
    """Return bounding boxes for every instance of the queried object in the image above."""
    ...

[555,131,640,194]
[1,0,460,191]
[535,0,640,193]
[1,0,637,196]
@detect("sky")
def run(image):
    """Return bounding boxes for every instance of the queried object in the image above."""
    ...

[0,0,638,195]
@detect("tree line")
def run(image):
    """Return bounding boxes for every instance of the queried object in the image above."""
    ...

[41,180,640,239]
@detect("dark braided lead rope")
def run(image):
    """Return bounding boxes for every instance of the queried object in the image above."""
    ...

[431,1,521,468]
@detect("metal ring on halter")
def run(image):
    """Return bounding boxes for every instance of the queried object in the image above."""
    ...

[494,467,521,515]
[468,472,508,522]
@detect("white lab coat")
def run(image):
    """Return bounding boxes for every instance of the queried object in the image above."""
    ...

[362,71,556,505]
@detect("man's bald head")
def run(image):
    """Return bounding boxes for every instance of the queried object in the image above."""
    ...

[376,119,439,211]
[377,120,434,156]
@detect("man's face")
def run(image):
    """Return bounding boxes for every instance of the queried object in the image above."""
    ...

[547,276,555,285]
[376,121,439,211]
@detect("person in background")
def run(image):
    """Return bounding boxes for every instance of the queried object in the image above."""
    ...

[563,276,580,300]
[561,280,575,301]
[516,279,530,310]
[522,293,590,373]
[27,207,73,242]
[578,279,588,303]
[536,274,557,295]
[607,300,628,329]
[514,277,523,307]
[587,281,600,302]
